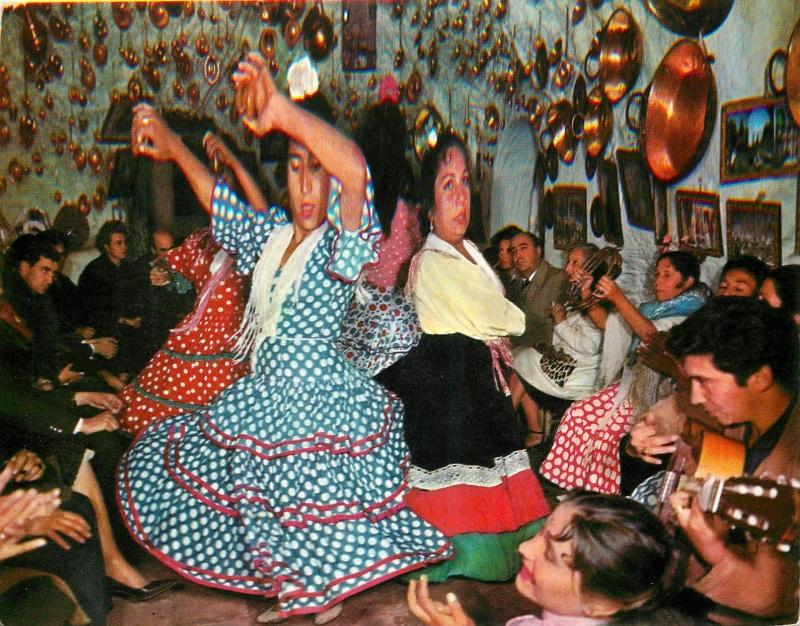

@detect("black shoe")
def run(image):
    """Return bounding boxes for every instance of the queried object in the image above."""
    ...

[106,577,180,602]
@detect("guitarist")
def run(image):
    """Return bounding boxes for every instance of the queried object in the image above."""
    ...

[664,298,799,623]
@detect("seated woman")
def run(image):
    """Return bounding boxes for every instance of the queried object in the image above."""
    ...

[117,226,250,435]
[383,132,550,583]
[119,54,451,624]
[759,264,800,324]
[510,244,610,448]
[337,77,423,376]
[409,492,695,626]
[540,251,707,494]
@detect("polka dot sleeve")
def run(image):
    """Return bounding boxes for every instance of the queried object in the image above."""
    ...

[325,170,382,283]
[210,179,288,276]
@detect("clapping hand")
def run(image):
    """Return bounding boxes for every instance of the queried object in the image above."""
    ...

[5,450,45,483]
[0,466,60,561]
[131,103,179,162]
[407,576,476,626]
[233,53,282,136]
[627,413,680,465]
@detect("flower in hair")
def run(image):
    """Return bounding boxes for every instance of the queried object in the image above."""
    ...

[287,56,319,101]
[378,75,400,105]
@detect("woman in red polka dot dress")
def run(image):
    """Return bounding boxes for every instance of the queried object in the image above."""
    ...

[118,228,249,435]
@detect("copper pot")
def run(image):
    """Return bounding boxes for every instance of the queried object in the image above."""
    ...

[641,0,733,36]
[545,99,576,164]
[584,8,643,104]
[413,104,444,161]
[637,39,717,184]
[573,85,612,158]
[783,17,800,125]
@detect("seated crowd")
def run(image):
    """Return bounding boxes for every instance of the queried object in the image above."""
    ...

[0,60,797,626]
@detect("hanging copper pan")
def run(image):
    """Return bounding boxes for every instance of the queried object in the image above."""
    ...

[641,39,716,183]
[545,98,576,164]
[584,8,642,104]
[784,17,800,125]
[641,0,733,36]
[573,85,612,159]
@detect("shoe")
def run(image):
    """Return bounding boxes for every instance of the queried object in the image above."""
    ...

[106,577,180,602]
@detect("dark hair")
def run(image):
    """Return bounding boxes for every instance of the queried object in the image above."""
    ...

[419,131,470,217]
[7,233,61,270]
[766,265,800,316]
[37,229,70,253]
[667,297,798,392]
[490,224,524,249]
[557,492,673,617]
[95,220,127,254]
[355,101,415,237]
[719,255,770,292]
[656,251,700,286]
[512,230,543,252]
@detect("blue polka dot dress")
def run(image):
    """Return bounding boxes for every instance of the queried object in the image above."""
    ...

[117,178,453,617]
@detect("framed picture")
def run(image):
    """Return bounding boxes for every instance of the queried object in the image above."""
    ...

[727,198,782,267]
[599,158,623,246]
[552,185,587,251]
[675,189,723,257]
[720,96,800,183]
[341,1,377,71]
[616,148,655,230]
[652,180,669,244]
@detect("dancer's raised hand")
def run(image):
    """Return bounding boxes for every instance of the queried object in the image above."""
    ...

[233,53,282,137]
[131,103,180,162]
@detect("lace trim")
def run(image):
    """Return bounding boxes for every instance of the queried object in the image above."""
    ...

[408,449,532,490]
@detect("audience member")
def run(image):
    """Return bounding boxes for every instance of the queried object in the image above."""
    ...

[409,492,699,626]
[383,132,549,583]
[540,251,707,494]
[36,229,84,336]
[666,298,798,622]
[714,255,769,297]
[759,264,800,324]
[508,232,568,350]
[490,224,523,293]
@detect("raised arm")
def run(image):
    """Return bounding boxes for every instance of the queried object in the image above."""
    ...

[131,103,216,213]
[203,132,269,213]
[234,53,367,231]
[594,276,656,343]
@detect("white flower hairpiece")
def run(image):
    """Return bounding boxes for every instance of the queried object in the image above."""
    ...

[287,56,319,101]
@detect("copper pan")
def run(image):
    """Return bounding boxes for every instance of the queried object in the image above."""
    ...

[584,8,642,104]
[544,98,576,164]
[641,39,716,183]
[573,85,612,158]
[784,17,800,125]
[642,0,733,36]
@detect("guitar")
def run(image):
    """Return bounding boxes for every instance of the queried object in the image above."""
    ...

[655,426,799,552]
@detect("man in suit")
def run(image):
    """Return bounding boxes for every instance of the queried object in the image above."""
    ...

[508,231,567,349]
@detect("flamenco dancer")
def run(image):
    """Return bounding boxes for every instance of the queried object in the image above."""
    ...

[118,54,452,624]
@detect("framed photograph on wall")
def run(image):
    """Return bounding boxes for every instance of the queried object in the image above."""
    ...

[552,185,587,251]
[341,1,377,71]
[616,148,655,230]
[727,198,782,267]
[720,96,800,183]
[599,158,623,246]
[675,189,723,257]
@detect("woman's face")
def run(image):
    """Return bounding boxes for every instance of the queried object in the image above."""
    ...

[652,258,692,302]
[516,503,587,616]
[497,239,513,270]
[430,147,471,244]
[759,278,782,308]
[565,249,588,281]
[287,140,330,238]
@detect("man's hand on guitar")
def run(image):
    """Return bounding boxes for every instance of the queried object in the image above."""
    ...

[669,489,730,567]
[627,413,680,464]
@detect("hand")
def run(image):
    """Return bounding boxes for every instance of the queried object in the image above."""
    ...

[118,316,142,328]
[669,489,729,566]
[89,337,119,359]
[73,391,123,413]
[5,450,45,483]
[149,265,170,286]
[0,483,60,560]
[233,53,284,136]
[23,509,92,550]
[571,267,593,301]
[202,132,236,174]
[75,326,95,340]
[551,302,566,325]
[131,103,180,162]
[593,276,622,304]
[77,411,120,435]
[407,577,475,626]
[57,363,84,386]
[627,413,680,464]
